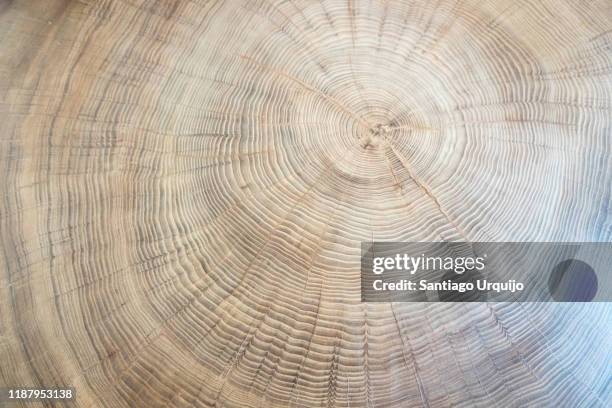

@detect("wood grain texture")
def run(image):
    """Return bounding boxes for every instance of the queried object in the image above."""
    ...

[0,0,611,407]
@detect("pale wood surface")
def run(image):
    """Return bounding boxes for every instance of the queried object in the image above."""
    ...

[0,1,611,407]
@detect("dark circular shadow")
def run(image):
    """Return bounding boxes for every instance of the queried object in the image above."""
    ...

[548,259,598,302]
[438,270,487,302]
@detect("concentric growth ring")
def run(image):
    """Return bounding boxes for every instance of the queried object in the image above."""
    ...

[0,1,610,407]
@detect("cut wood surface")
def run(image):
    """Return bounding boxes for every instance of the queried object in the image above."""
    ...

[0,0,611,407]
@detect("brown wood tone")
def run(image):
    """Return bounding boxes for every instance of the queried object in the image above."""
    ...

[0,1,610,407]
